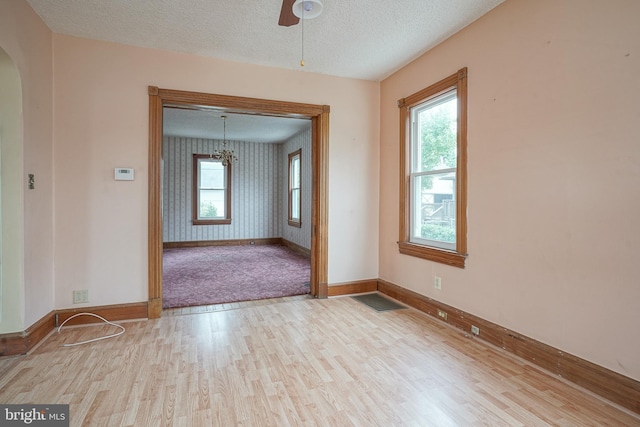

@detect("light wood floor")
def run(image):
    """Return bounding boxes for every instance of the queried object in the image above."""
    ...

[0,295,638,426]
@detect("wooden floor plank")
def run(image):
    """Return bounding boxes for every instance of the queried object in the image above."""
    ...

[0,295,638,426]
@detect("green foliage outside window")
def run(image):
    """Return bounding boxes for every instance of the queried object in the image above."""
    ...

[421,223,455,243]
[420,106,457,189]
[200,201,219,218]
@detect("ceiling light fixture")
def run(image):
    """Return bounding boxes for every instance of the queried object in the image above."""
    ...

[292,0,323,19]
[292,0,323,67]
[212,115,237,166]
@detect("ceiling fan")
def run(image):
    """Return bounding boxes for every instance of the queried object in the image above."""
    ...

[278,0,324,27]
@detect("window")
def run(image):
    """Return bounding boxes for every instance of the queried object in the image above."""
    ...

[288,149,302,227]
[398,68,468,268]
[192,154,231,225]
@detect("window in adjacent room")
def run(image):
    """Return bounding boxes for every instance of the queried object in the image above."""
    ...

[192,154,231,225]
[288,149,302,227]
[398,68,468,268]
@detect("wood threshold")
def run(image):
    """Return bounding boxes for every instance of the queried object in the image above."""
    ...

[163,294,313,317]
[377,279,640,415]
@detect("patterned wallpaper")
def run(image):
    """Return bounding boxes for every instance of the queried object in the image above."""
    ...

[163,129,311,250]
[280,129,312,251]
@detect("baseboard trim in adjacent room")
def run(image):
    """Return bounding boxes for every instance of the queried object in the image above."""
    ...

[0,302,148,357]
[163,238,282,249]
[163,238,312,258]
[377,278,640,415]
[328,279,378,297]
[281,238,311,258]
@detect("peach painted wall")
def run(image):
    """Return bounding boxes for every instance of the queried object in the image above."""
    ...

[380,0,640,381]
[52,34,380,309]
[0,1,54,332]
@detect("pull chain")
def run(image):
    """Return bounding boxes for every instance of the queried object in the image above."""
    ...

[300,5,305,66]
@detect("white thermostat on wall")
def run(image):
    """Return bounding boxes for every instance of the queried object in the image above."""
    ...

[114,167,135,181]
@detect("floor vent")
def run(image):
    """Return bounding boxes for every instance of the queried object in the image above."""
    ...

[351,293,406,312]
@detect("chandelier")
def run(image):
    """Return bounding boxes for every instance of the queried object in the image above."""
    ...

[212,115,237,166]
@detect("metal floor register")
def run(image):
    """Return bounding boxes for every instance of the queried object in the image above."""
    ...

[351,293,406,312]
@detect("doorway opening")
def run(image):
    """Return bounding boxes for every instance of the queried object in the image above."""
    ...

[147,87,329,318]
[0,47,24,332]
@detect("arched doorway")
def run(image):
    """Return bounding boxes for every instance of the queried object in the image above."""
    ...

[0,47,24,333]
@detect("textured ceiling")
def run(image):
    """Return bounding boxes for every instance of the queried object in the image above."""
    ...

[163,108,311,143]
[26,0,504,142]
[26,0,504,82]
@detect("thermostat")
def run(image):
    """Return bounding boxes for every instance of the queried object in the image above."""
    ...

[114,168,135,181]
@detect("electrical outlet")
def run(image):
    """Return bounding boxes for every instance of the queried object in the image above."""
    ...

[471,325,480,336]
[434,276,442,290]
[73,290,88,304]
[437,309,448,320]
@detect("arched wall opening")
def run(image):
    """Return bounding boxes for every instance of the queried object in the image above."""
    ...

[0,46,25,333]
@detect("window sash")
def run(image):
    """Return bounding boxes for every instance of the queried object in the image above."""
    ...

[288,149,302,227]
[410,90,457,174]
[192,154,231,225]
[397,68,468,268]
[197,158,227,219]
[409,170,457,251]
[409,90,458,252]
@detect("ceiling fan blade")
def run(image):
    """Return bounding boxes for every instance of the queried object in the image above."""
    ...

[278,0,299,26]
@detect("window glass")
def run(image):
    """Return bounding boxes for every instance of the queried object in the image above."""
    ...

[288,149,302,227]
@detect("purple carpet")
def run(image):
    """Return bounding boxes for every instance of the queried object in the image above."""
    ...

[162,245,310,308]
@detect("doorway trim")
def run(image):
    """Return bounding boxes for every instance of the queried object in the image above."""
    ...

[147,86,329,318]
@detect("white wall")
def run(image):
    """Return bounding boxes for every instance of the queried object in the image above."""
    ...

[52,34,380,309]
[379,0,640,381]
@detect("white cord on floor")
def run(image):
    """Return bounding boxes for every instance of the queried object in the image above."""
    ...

[57,312,125,347]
